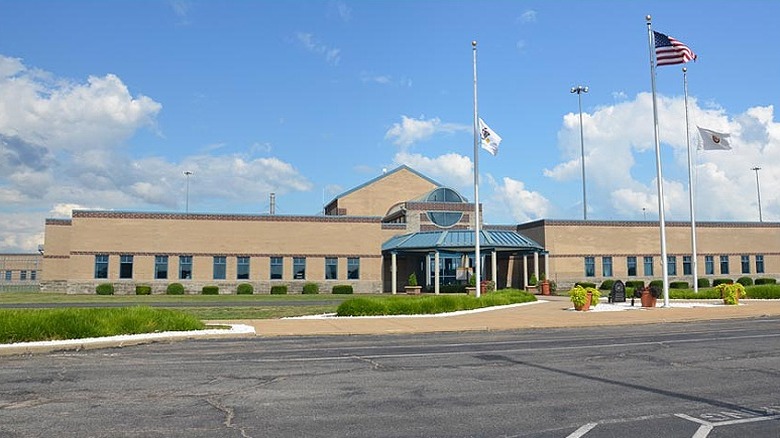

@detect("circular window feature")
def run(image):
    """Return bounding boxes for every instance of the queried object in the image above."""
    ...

[427,211,463,228]
[426,188,465,203]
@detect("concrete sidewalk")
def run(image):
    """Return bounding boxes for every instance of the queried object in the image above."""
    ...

[229,295,780,336]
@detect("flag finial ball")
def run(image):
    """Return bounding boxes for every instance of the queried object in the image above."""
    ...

[646,15,651,21]
[683,67,687,72]
[472,41,477,47]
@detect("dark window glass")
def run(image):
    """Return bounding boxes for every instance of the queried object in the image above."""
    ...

[293,257,306,280]
[213,256,226,280]
[584,257,595,277]
[120,255,133,279]
[705,256,714,275]
[741,255,750,274]
[179,256,193,280]
[602,257,612,277]
[155,255,168,279]
[720,255,729,275]
[325,257,337,280]
[270,257,283,279]
[237,256,250,279]
[643,256,653,276]
[756,255,765,274]
[347,257,360,280]
[683,256,692,276]
[627,256,637,277]
[95,254,109,279]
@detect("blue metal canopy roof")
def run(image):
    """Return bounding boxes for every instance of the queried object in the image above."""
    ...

[382,229,544,253]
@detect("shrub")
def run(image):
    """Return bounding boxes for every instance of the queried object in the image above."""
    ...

[529,273,538,286]
[96,283,114,295]
[716,283,746,305]
[135,285,152,295]
[332,285,354,294]
[697,278,711,288]
[746,284,780,299]
[599,279,615,290]
[270,285,288,295]
[755,278,777,285]
[574,281,596,289]
[439,284,466,294]
[625,280,645,290]
[408,272,418,286]
[166,283,185,295]
[236,283,254,295]
[302,282,319,295]
[202,285,219,295]
[649,279,663,289]
[736,277,754,286]
[669,281,689,289]
[712,278,733,287]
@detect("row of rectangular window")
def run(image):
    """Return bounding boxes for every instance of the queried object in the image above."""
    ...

[95,255,360,280]
[0,270,37,281]
[585,254,765,277]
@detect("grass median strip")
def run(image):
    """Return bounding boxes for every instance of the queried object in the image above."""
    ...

[336,289,536,317]
[0,306,205,344]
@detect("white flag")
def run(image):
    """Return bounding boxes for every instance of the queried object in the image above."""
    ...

[697,126,731,150]
[478,118,502,156]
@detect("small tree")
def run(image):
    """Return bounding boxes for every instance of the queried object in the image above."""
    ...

[408,272,418,287]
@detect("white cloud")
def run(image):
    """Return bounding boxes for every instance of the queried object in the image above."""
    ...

[385,115,469,148]
[296,32,341,66]
[393,151,473,188]
[488,176,552,223]
[519,10,537,23]
[329,0,351,22]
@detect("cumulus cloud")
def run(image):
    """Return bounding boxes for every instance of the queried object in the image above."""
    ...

[392,151,473,188]
[548,92,779,222]
[487,176,552,223]
[385,115,469,148]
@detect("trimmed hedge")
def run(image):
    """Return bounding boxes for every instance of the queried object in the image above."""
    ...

[135,285,152,295]
[574,282,596,289]
[166,283,185,295]
[332,285,354,294]
[736,277,754,286]
[336,289,535,317]
[599,280,615,290]
[202,285,219,295]
[625,280,645,290]
[755,278,777,285]
[712,278,733,286]
[270,285,288,295]
[439,284,467,294]
[697,278,711,288]
[96,283,114,295]
[669,281,689,289]
[649,279,663,289]
[236,283,254,295]
[302,283,319,295]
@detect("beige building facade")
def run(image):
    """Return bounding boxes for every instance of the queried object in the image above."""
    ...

[38,165,778,294]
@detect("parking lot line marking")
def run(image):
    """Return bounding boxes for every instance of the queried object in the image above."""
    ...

[691,424,713,438]
[566,422,597,438]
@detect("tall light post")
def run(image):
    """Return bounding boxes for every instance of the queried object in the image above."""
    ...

[184,171,193,214]
[751,167,763,222]
[571,85,589,220]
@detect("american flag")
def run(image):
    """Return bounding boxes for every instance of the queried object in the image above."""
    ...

[653,31,696,66]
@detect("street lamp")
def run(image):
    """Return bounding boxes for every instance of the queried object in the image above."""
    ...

[571,85,589,220]
[751,167,763,222]
[184,171,193,214]
[642,207,647,220]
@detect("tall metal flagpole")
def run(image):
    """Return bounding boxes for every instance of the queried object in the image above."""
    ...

[646,16,670,306]
[472,40,482,298]
[683,67,699,294]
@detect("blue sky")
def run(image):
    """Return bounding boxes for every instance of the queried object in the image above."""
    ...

[0,1,778,252]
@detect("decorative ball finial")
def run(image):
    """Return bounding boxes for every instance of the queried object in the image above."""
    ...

[683,67,687,73]
[472,40,477,47]
[646,15,651,22]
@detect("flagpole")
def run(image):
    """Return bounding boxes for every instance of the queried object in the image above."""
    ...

[683,67,699,294]
[472,40,482,298]
[646,15,670,306]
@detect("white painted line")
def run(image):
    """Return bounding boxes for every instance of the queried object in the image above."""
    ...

[708,414,780,426]
[675,413,712,426]
[566,422,598,438]
[692,424,713,438]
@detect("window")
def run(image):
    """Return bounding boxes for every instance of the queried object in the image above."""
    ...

[584,257,595,277]
[270,257,283,279]
[741,255,750,274]
[213,256,226,280]
[293,257,306,279]
[667,256,677,276]
[155,255,169,279]
[683,256,692,276]
[30,270,37,281]
[179,256,192,279]
[237,256,250,280]
[627,256,637,277]
[643,256,654,276]
[120,255,134,279]
[347,257,360,280]
[720,255,729,275]
[602,257,613,277]
[756,255,765,274]
[95,254,109,279]
[705,256,714,275]
[325,257,337,280]
[20,270,27,280]
[4,271,11,281]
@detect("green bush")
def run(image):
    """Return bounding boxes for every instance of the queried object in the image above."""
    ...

[135,285,152,295]
[697,278,711,288]
[332,285,354,294]
[574,281,596,289]
[236,283,254,295]
[302,282,320,294]
[166,283,185,295]
[649,280,663,289]
[439,284,467,294]
[755,278,777,285]
[270,285,288,295]
[669,281,689,289]
[669,288,721,299]
[746,284,780,299]
[599,280,615,290]
[96,283,114,295]
[336,289,535,317]
[625,280,645,290]
[202,285,219,295]
[712,278,733,287]
[736,277,754,286]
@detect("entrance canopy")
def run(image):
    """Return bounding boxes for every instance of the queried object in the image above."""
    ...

[382,229,544,254]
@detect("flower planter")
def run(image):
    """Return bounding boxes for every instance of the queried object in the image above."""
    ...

[574,292,593,311]
[465,286,477,296]
[640,290,657,308]
[405,286,422,295]
[541,280,551,295]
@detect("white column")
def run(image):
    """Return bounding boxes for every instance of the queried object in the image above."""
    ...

[544,253,549,280]
[491,250,497,290]
[523,255,528,288]
[534,252,540,282]
[391,252,397,295]
[434,251,440,295]
[425,253,431,292]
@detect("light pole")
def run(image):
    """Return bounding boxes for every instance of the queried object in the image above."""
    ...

[751,167,763,222]
[184,171,193,214]
[571,85,589,220]
[642,207,647,220]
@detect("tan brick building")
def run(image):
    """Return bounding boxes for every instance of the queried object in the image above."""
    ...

[0,253,42,291]
[39,165,778,294]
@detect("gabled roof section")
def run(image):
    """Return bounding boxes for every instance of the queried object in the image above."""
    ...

[382,229,544,253]
[329,165,442,204]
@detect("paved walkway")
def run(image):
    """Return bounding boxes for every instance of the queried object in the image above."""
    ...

[3,296,780,355]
